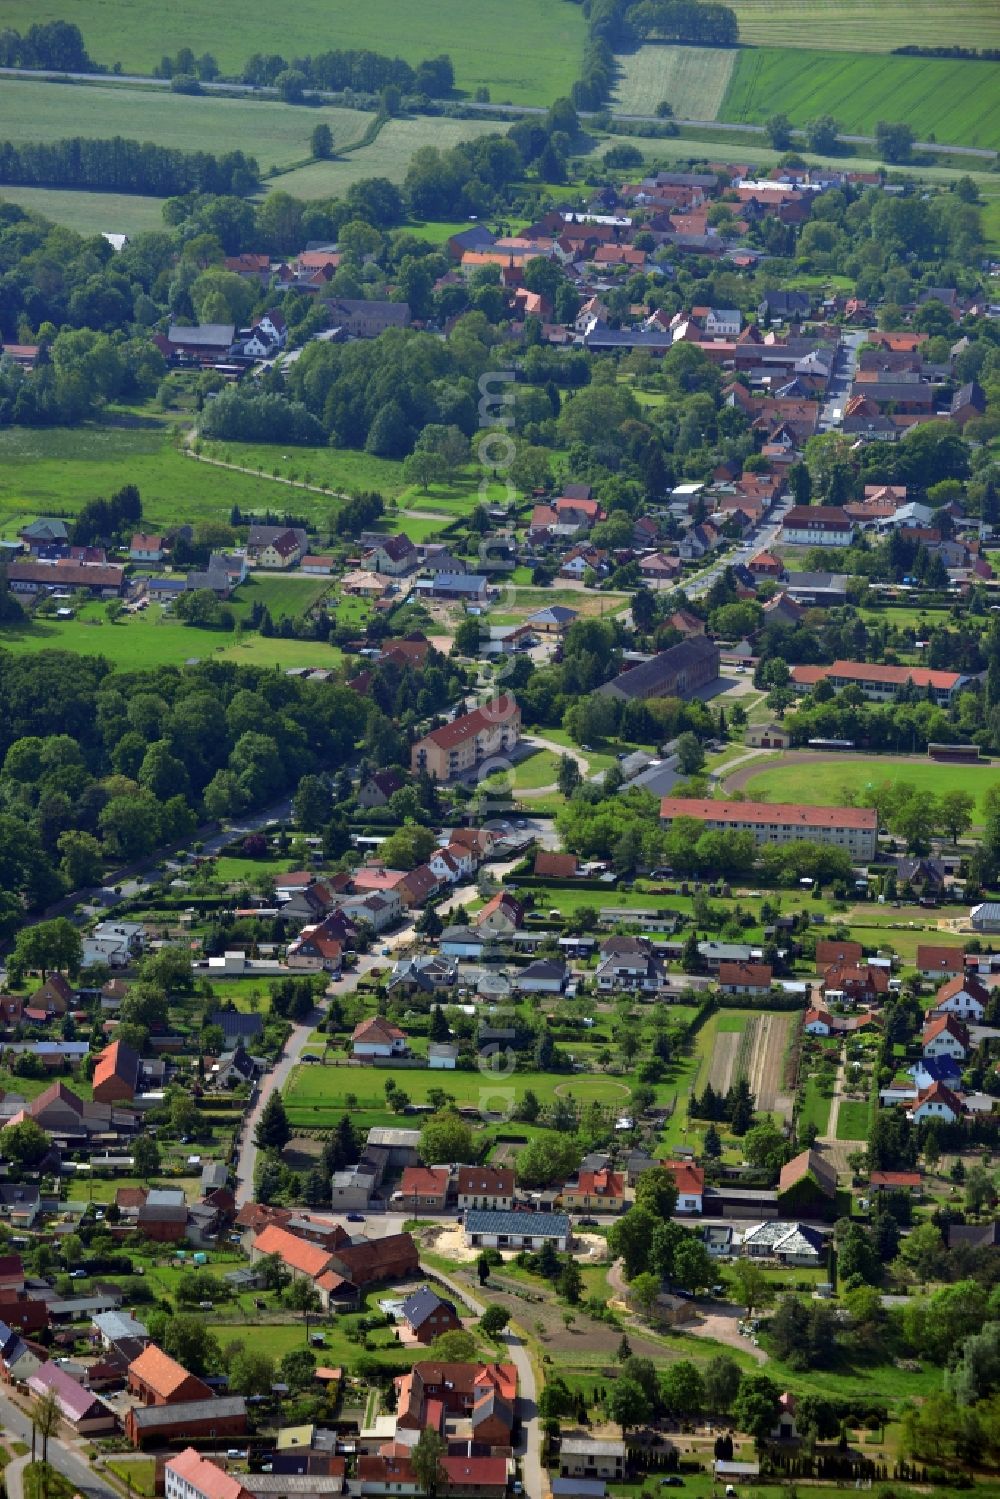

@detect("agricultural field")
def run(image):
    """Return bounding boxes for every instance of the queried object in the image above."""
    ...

[0,0,587,104]
[0,80,373,169]
[721,47,1000,150]
[694,1007,794,1121]
[273,117,511,199]
[727,0,1000,51]
[737,753,1000,820]
[0,185,168,236]
[611,45,736,119]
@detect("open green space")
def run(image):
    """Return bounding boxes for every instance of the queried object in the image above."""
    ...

[727,0,1000,51]
[612,45,736,119]
[274,116,511,198]
[798,1069,833,1138]
[106,1461,156,1498]
[0,591,341,673]
[0,80,372,168]
[511,749,563,791]
[721,47,1000,150]
[0,185,168,236]
[740,756,1000,820]
[284,1059,636,1127]
[0,0,586,103]
[200,441,408,501]
[836,1097,871,1141]
[0,425,412,539]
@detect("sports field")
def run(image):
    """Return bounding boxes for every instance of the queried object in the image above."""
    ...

[737,755,1000,821]
[274,116,510,198]
[727,0,1000,51]
[0,0,586,105]
[612,45,735,120]
[721,47,1000,151]
[0,80,372,169]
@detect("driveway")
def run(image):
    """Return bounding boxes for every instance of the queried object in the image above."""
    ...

[420,1264,545,1499]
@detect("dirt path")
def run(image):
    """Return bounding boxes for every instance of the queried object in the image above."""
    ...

[821,1047,846,1144]
[748,1011,793,1121]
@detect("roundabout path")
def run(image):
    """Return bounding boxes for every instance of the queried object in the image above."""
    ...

[723,747,941,795]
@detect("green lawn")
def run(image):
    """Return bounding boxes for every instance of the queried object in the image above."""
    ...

[200,440,408,500]
[1,0,586,104]
[512,749,564,790]
[106,1461,156,1498]
[0,80,373,169]
[836,1098,871,1142]
[740,756,1000,821]
[799,1070,833,1138]
[284,1060,637,1128]
[0,185,169,236]
[722,47,1000,150]
[275,118,513,198]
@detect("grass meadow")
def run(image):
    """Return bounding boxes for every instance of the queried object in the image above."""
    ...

[0,0,586,104]
[612,45,736,119]
[274,117,511,198]
[727,0,1000,51]
[721,47,1000,150]
[0,185,168,236]
[0,80,373,169]
[0,426,414,536]
[283,1060,638,1129]
[739,756,1000,821]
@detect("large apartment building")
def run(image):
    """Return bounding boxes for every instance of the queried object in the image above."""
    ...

[792,659,963,707]
[659,797,878,860]
[780,505,854,547]
[411,695,521,781]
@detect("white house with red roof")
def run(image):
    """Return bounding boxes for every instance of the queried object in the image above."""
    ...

[352,1016,408,1059]
[664,1160,705,1213]
[928,972,987,1024]
[910,1082,963,1124]
[165,1448,253,1499]
[922,1013,969,1060]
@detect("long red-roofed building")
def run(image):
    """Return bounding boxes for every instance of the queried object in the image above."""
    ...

[659,796,877,859]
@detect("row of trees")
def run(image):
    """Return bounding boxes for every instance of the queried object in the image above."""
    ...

[240,48,453,97]
[0,137,259,198]
[0,21,95,71]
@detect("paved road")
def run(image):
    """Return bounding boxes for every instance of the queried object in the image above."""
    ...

[818,328,865,431]
[0,68,995,159]
[419,1264,544,1499]
[0,1389,119,1499]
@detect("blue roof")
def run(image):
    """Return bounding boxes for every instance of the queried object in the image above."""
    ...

[465,1208,569,1237]
[418,574,487,593]
[909,1056,961,1082]
[552,1482,606,1499]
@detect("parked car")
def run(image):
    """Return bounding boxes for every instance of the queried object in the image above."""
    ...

[347,1211,365,1222]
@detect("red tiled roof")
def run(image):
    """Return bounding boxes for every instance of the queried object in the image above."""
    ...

[421,695,519,751]
[664,1161,704,1196]
[660,797,877,831]
[918,945,964,971]
[253,1224,332,1278]
[933,973,988,1007]
[129,1344,209,1401]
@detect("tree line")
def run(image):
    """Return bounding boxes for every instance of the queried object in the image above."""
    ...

[240,48,453,97]
[628,0,739,44]
[0,22,95,72]
[0,138,259,198]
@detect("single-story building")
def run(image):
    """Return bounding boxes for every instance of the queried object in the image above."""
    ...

[464,1209,571,1252]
